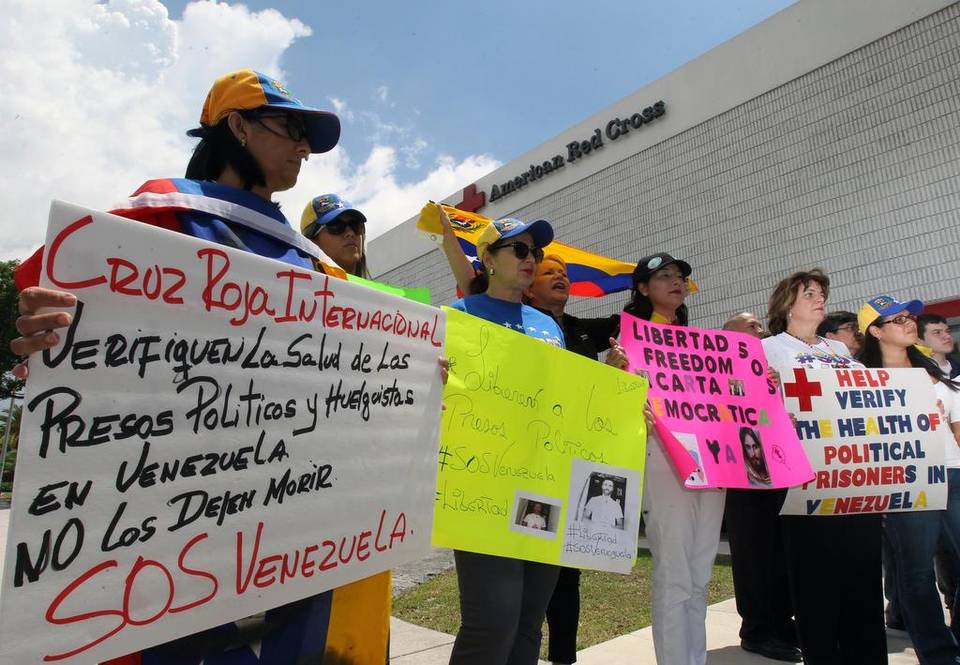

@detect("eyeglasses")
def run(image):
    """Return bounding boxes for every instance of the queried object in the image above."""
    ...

[836,323,864,337]
[322,218,365,236]
[491,241,544,262]
[651,270,685,282]
[879,314,917,327]
[249,111,308,143]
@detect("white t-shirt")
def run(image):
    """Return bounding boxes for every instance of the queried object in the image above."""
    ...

[522,513,546,529]
[584,494,624,527]
[934,380,960,468]
[762,332,863,374]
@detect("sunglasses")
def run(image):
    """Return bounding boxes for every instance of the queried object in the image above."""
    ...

[879,314,917,327]
[322,218,365,236]
[491,241,544,262]
[247,111,308,143]
[836,323,864,337]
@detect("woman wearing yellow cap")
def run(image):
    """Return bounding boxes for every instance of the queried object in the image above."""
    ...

[9,69,396,665]
[859,295,960,665]
[300,193,370,278]
[448,216,564,665]
[435,206,621,664]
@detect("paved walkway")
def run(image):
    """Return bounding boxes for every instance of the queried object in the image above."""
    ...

[0,509,921,663]
[390,599,919,664]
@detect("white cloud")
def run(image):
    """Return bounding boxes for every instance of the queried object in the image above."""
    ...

[275,147,498,243]
[0,0,498,262]
[328,97,355,122]
[375,85,389,103]
[401,138,430,169]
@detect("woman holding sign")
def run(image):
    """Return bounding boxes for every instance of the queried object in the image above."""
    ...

[622,253,726,665]
[762,269,886,665]
[11,70,395,665]
[859,295,960,665]
[437,208,620,665]
[448,216,564,665]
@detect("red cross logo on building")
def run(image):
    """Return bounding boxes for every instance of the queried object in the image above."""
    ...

[783,368,823,412]
[456,184,486,213]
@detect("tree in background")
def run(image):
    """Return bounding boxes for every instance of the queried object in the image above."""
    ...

[0,260,23,399]
[0,404,19,494]
[0,260,22,494]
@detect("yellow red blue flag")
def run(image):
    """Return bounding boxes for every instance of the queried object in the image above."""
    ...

[417,203,637,297]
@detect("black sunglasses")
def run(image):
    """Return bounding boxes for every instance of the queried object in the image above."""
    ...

[323,218,365,236]
[245,111,308,143]
[491,241,543,262]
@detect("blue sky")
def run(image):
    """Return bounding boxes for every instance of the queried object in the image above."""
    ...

[161,0,797,184]
[0,0,797,259]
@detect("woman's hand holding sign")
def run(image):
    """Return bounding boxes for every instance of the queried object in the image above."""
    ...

[605,338,629,370]
[10,286,77,379]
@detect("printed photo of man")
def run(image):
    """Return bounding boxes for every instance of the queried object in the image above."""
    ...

[522,502,548,530]
[583,477,625,529]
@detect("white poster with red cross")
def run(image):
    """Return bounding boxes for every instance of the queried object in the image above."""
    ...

[0,202,445,664]
[780,367,948,515]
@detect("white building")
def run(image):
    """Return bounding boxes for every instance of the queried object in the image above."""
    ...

[369,0,960,328]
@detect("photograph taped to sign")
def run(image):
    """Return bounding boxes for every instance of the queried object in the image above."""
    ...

[620,312,814,489]
[560,459,640,574]
[433,309,648,573]
[0,201,445,664]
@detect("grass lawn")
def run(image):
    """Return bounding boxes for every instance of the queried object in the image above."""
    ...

[393,552,735,658]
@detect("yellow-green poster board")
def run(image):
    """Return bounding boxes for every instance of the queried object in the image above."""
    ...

[433,308,648,573]
[346,274,431,304]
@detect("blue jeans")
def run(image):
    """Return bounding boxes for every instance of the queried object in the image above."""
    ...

[885,468,960,665]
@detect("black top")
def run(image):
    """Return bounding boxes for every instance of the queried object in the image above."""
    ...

[536,307,620,360]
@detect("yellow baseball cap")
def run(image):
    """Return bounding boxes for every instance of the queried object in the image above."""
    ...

[199,69,340,153]
[300,194,366,240]
[857,294,923,333]
[475,218,554,257]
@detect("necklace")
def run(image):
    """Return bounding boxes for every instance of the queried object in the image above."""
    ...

[787,332,843,358]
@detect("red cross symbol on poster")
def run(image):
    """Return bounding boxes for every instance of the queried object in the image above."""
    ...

[783,368,823,411]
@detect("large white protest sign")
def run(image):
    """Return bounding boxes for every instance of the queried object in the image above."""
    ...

[780,367,947,516]
[0,202,445,664]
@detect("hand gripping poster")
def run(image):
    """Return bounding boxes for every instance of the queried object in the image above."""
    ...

[433,308,649,573]
[780,367,948,515]
[619,312,814,489]
[0,202,445,664]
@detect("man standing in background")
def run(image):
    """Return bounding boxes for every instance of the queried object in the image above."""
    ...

[817,311,863,356]
[722,313,801,662]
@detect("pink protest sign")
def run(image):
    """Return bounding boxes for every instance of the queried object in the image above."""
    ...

[620,312,814,489]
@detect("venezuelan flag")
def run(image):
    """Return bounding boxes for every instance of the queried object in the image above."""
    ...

[417,203,635,297]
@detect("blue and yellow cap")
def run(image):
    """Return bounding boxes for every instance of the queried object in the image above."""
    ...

[300,194,367,239]
[475,217,554,257]
[200,69,340,153]
[858,294,923,333]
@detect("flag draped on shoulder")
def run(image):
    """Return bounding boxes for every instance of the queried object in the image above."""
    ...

[417,202,635,297]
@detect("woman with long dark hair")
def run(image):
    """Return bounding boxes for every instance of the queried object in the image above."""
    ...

[762,269,885,665]
[859,294,960,665]
[625,253,725,665]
